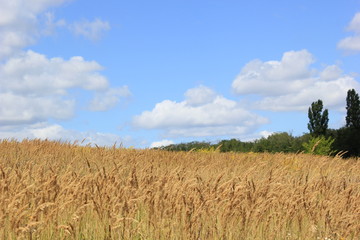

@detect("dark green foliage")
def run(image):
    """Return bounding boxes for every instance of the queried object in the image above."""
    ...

[329,127,360,158]
[217,139,254,152]
[159,129,358,157]
[307,100,329,136]
[160,141,212,151]
[163,133,308,154]
[346,89,360,129]
[325,89,360,157]
[253,132,305,153]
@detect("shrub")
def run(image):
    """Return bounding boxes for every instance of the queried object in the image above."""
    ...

[302,135,335,155]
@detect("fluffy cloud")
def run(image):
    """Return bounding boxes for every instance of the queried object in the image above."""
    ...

[0,0,129,139]
[254,76,358,111]
[0,0,131,147]
[184,85,217,106]
[70,18,110,41]
[0,0,110,58]
[0,92,74,126]
[338,36,360,52]
[338,12,360,53]
[150,139,174,148]
[232,50,360,111]
[232,50,315,96]
[0,50,130,126]
[0,123,128,147]
[1,50,109,95]
[133,86,268,138]
[0,0,68,59]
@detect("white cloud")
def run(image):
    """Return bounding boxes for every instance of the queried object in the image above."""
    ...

[259,130,273,138]
[150,139,174,148]
[319,65,342,80]
[338,36,360,52]
[338,12,360,53]
[0,50,129,125]
[41,12,66,36]
[0,123,129,147]
[232,130,275,142]
[0,1,110,59]
[232,50,360,111]
[133,86,268,138]
[232,50,315,96]
[184,85,217,106]
[0,0,69,59]
[1,50,108,95]
[0,0,130,145]
[347,12,360,34]
[254,76,359,111]
[70,18,110,41]
[89,86,132,111]
[0,92,74,125]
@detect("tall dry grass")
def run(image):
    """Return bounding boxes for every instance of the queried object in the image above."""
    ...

[0,139,359,240]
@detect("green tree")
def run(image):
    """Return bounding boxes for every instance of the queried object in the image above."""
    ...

[341,89,360,157]
[329,127,360,157]
[302,135,335,155]
[307,100,329,136]
[217,139,254,152]
[253,132,302,153]
[346,89,360,129]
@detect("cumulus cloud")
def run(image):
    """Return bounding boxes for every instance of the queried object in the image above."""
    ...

[70,18,110,41]
[133,86,268,138]
[0,123,128,147]
[1,50,109,95]
[0,92,74,126]
[0,0,129,140]
[0,50,130,126]
[254,76,358,111]
[232,50,316,96]
[0,0,69,59]
[232,50,360,111]
[0,0,110,58]
[150,139,174,148]
[184,85,217,106]
[338,12,360,53]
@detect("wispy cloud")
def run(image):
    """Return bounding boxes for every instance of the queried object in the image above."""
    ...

[89,86,131,111]
[41,12,66,36]
[69,18,110,41]
[338,12,360,53]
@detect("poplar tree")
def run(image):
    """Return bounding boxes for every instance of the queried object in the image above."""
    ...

[346,89,360,129]
[307,99,329,136]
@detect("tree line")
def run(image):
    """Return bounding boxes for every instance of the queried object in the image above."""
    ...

[160,89,360,157]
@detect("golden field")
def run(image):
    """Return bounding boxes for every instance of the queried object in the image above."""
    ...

[0,139,359,240]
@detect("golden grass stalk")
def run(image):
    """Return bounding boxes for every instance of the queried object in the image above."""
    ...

[0,139,359,239]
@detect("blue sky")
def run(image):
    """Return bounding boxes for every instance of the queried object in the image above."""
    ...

[1,0,360,148]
